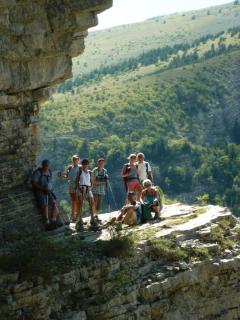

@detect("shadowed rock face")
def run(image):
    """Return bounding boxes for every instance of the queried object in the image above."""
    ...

[0,0,112,240]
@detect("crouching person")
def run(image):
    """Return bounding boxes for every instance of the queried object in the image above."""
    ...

[32,159,59,230]
[141,179,162,220]
[116,191,142,226]
[76,159,97,230]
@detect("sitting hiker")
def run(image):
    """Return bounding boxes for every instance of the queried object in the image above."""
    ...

[121,154,142,200]
[59,155,81,222]
[92,158,109,217]
[136,152,153,184]
[116,191,142,226]
[32,160,59,229]
[76,159,97,230]
[141,179,162,220]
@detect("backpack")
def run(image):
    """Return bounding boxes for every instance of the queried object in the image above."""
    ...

[155,186,164,208]
[31,168,52,187]
[141,203,152,223]
[93,167,107,180]
[67,164,82,179]
[122,163,139,191]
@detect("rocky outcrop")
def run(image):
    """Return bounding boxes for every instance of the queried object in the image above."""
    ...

[1,204,240,319]
[0,0,112,239]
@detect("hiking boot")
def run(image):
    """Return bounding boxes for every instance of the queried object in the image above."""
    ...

[115,221,123,231]
[90,215,98,225]
[95,215,102,224]
[70,215,78,223]
[153,214,160,220]
[76,220,84,232]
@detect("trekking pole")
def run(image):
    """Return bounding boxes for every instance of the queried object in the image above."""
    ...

[46,192,49,223]
[106,181,111,213]
[108,182,118,210]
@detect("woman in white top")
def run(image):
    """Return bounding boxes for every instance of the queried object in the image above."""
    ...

[76,159,97,229]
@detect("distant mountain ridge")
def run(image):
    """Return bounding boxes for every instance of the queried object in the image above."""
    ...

[72,2,240,76]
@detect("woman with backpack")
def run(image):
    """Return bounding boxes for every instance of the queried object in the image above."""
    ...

[59,155,81,222]
[121,154,142,200]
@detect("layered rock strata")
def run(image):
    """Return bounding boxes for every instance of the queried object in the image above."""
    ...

[0,0,112,239]
[1,204,240,319]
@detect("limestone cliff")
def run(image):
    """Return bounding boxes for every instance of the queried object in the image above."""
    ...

[0,204,240,319]
[0,0,112,240]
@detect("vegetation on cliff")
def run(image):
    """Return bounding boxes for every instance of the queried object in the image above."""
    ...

[40,3,240,215]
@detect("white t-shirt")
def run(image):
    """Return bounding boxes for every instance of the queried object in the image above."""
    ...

[79,170,91,186]
[137,161,151,182]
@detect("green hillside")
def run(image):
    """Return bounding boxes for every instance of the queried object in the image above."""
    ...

[73,2,240,75]
[39,3,240,215]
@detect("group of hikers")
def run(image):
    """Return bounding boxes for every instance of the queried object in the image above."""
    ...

[31,153,163,231]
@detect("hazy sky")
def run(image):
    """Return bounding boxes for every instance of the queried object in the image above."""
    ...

[93,0,233,30]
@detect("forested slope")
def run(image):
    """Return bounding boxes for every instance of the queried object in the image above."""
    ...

[39,3,240,214]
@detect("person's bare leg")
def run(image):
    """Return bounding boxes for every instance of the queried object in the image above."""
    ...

[51,203,58,222]
[89,198,96,223]
[136,185,142,201]
[153,205,161,219]
[42,205,49,222]
[116,208,126,221]
[70,193,78,220]
[77,197,84,224]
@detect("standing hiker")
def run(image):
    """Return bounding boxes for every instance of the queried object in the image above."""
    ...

[76,159,97,230]
[92,158,109,216]
[136,152,153,184]
[32,160,59,229]
[121,154,142,200]
[59,155,81,222]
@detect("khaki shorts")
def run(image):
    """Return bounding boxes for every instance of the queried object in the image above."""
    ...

[68,181,78,194]
[77,187,94,200]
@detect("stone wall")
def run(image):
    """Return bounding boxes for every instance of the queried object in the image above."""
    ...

[1,249,240,319]
[0,0,112,239]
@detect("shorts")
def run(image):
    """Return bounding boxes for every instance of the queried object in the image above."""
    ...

[127,180,142,193]
[77,187,94,200]
[68,181,78,194]
[35,190,56,206]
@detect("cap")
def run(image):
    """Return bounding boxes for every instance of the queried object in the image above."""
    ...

[128,153,137,160]
[72,155,80,161]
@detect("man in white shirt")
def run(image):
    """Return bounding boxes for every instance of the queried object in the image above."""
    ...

[136,153,153,184]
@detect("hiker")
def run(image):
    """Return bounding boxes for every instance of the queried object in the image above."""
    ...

[136,152,153,184]
[92,158,109,216]
[121,154,142,200]
[32,160,59,229]
[141,179,162,220]
[59,155,81,222]
[76,159,97,230]
[116,191,142,226]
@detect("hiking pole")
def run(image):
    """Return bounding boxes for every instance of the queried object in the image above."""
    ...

[108,182,118,210]
[46,192,49,224]
[106,181,111,213]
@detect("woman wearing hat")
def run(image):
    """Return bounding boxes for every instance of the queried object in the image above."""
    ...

[121,154,142,200]
[60,155,81,222]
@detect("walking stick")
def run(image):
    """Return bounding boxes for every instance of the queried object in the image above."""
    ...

[46,192,49,223]
[106,181,111,213]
